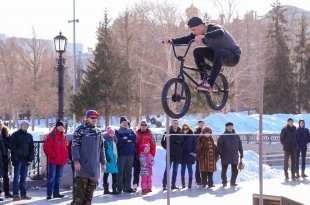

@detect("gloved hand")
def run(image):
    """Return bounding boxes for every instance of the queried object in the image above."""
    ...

[240,154,243,159]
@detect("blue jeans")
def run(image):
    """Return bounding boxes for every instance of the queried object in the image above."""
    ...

[162,162,179,185]
[13,160,28,196]
[181,163,193,179]
[47,163,64,196]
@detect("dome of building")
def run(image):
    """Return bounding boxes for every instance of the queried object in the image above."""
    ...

[186,3,199,19]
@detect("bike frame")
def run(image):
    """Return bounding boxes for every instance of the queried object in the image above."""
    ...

[171,39,208,88]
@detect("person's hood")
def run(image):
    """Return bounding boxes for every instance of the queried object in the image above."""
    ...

[136,128,151,134]
[299,120,305,128]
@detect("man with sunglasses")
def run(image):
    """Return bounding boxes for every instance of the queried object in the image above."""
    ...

[71,110,106,205]
[133,121,156,191]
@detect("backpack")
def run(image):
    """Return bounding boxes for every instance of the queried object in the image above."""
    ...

[43,130,56,156]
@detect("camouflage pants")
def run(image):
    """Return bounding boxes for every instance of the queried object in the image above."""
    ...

[71,177,98,205]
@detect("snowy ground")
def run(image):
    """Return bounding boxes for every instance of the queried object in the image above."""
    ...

[1,147,309,205]
[3,112,309,204]
[1,177,309,205]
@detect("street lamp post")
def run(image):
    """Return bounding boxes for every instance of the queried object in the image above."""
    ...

[54,32,67,121]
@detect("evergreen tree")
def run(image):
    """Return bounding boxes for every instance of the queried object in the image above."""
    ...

[293,14,310,113]
[70,10,126,127]
[263,0,295,114]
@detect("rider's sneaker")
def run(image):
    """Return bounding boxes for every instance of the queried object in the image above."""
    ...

[197,81,213,92]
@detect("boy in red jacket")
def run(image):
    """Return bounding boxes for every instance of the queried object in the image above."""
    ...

[44,120,68,199]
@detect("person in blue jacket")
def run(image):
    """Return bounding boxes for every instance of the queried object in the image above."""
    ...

[103,126,119,194]
[116,116,137,193]
[295,120,310,178]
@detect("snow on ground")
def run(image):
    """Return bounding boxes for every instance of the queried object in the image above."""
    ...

[2,174,310,205]
[3,111,310,204]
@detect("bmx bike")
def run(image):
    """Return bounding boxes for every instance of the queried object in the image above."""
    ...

[161,39,229,119]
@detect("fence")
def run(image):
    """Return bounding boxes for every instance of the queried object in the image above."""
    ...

[8,141,46,179]
[7,134,283,179]
[153,133,281,144]
[263,150,310,166]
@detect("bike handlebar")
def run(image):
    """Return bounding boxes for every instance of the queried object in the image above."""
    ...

[162,39,195,60]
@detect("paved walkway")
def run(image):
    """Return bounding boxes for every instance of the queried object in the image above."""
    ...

[0,177,309,205]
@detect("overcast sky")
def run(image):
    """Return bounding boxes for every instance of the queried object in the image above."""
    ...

[1,0,309,52]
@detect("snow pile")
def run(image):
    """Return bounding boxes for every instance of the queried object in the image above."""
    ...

[152,147,281,186]
[104,146,281,188]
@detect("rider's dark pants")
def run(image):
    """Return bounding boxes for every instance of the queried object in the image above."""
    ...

[193,47,240,86]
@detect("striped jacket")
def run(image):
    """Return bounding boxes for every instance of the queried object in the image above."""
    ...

[139,152,154,176]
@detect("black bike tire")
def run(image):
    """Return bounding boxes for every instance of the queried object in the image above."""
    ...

[206,73,229,110]
[161,78,191,119]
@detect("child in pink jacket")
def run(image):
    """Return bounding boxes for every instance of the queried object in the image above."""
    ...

[139,144,154,195]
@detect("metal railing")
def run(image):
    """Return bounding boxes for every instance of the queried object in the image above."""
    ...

[8,141,46,179]
[7,134,281,178]
[153,133,281,144]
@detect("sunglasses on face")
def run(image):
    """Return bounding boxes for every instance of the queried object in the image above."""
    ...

[141,124,147,127]
[90,117,98,119]
[183,128,189,130]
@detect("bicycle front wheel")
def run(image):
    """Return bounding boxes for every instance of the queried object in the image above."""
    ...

[161,78,191,119]
[206,73,229,110]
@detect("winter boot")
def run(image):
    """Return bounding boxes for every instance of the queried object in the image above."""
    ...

[296,172,300,178]
[111,184,120,194]
[188,178,192,189]
[284,171,289,180]
[111,188,120,194]
[171,184,179,190]
[103,183,111,195]
[302,171,308,178]
[163,184,167,191]
[181,177,185,189]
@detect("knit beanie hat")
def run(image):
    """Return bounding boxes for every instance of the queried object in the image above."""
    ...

[140,144,150,152]
[56,120,65,127]
[120,116,129,124]
[20,121,29,127]
[225,122,234,127]
[187,16,204,28]
[106,126,115,135]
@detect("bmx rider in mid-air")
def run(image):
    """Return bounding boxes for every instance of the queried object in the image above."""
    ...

[163,16,241,92]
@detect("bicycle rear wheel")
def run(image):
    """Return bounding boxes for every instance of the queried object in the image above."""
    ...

[161,78,191,119]
[206,73,229,110]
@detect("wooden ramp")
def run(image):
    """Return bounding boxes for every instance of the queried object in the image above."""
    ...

[253,194,304,205]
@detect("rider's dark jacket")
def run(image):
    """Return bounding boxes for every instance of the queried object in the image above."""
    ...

[172,23,241,56]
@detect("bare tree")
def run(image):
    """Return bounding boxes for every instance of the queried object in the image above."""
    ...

[0,38,22,127]
[213,0,239,24]
[14,29,57,130]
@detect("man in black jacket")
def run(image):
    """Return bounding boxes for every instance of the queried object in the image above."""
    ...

[0,120,13,198]
[280,118,297,180]
[217,122,243,187]
[296,120,310,178]
[163,16,241,92]
[10,121,34,201]
[161,119,183,190]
